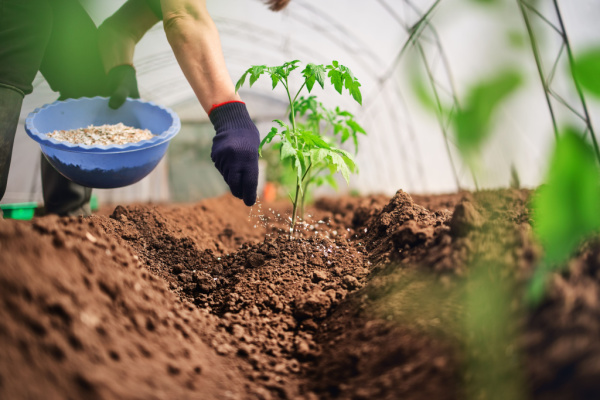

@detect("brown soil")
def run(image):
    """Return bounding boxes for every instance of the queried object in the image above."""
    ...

[1,190,599,399]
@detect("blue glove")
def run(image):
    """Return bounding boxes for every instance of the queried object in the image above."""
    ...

[107,65,140,109]
[209,101,260,206]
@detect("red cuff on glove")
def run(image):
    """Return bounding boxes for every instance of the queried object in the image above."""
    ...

[208,100,245,116]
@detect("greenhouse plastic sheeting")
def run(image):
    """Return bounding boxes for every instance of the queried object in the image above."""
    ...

[5,0,600,204]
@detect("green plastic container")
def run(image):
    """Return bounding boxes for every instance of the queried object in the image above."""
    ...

[90,195,99,212]
[0,202,38,220]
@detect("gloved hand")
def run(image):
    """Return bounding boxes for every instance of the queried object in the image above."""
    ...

[209,101,260,206]
[107,64,140,109]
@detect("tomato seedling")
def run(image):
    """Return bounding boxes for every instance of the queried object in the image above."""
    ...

[235,60,364,235]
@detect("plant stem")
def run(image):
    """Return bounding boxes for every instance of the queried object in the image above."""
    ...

[552,0,600,164]
[290,178,301,238]
[284,76,302,235]
[293,82,307,104]
[416,42,462,191]
[517,0,559,140]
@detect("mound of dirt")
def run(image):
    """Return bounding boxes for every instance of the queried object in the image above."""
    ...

[0,216,245,400]
[2,189,600,400]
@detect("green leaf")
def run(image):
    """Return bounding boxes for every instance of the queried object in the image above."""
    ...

[346,119,366,134]
[249,65,267,87]
[341,127,350,143]
[328,152,351,183]
[332,60,339,68]
[271,73,280,89]
[300,130,331,149]
[573,47,600,98]
[336,108,353,117]
[529,129,600,303]
[235,71,249,93]
[343,72,354,90]
[328,69,343,94]
[302,64,327,93]
[325,174,339,190]
[259,127,278,156]
[285,60,301,75]
[454,69,522,158]
[349,81,363,105]
[273,119,289,129]
[310,148,330,165]
[305,75,316,92]
[272,66,286,79]
[280,141,296,160]
[410,75,438,113]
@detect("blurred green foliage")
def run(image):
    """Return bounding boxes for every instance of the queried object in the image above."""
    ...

[453,70,522,160]
[465,262,525,400]
[530,129,600,302]
[469,0,500,5]
[573,47,600,98]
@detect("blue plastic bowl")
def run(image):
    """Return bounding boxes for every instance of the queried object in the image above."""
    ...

[25,97,181,188]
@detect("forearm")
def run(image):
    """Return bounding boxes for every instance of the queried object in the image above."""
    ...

[98,23,136,72]
[98,0,159,73]
[162,2,240,113]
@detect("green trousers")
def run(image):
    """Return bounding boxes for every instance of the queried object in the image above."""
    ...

[0,0,111,216]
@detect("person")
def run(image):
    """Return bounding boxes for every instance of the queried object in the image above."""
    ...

[0,0,289,216]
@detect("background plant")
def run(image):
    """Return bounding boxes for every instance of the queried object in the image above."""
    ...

[292,95,366,217]
[235,60,363,234]
[529,128,600,303]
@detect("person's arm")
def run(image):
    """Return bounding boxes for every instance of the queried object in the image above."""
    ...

[160,0,240,113]
[97,0,160,109]
[97,0,160,72]
[159,0,259,206]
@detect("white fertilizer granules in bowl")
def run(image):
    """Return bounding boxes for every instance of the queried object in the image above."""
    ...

[47,123,155,146]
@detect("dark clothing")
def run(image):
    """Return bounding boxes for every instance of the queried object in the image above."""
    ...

[0,0,53,96]
[0,0,106,215]
[0,0,110,98]
[146,0,163,20]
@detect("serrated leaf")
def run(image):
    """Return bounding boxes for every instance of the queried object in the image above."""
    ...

[310,148,330,165]
[328,70,343,94]
[350,81,363,105]
[301,131,331,149]
[328,152,351,183]
[235,71,249,93]
[280,141,296,160]
[307,64,326,89]
[249,65,267,87]
[259,127,278,156]
[273,119,289,129]
[305,75,316,92]
[271,73,280,89]
[343,72,353,90]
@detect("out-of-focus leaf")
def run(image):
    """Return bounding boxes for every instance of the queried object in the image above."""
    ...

[573,47,600,98]
[411,75,439,113]
[529,129,600,302]
[280,141,296,160]
[454,70,522,158]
